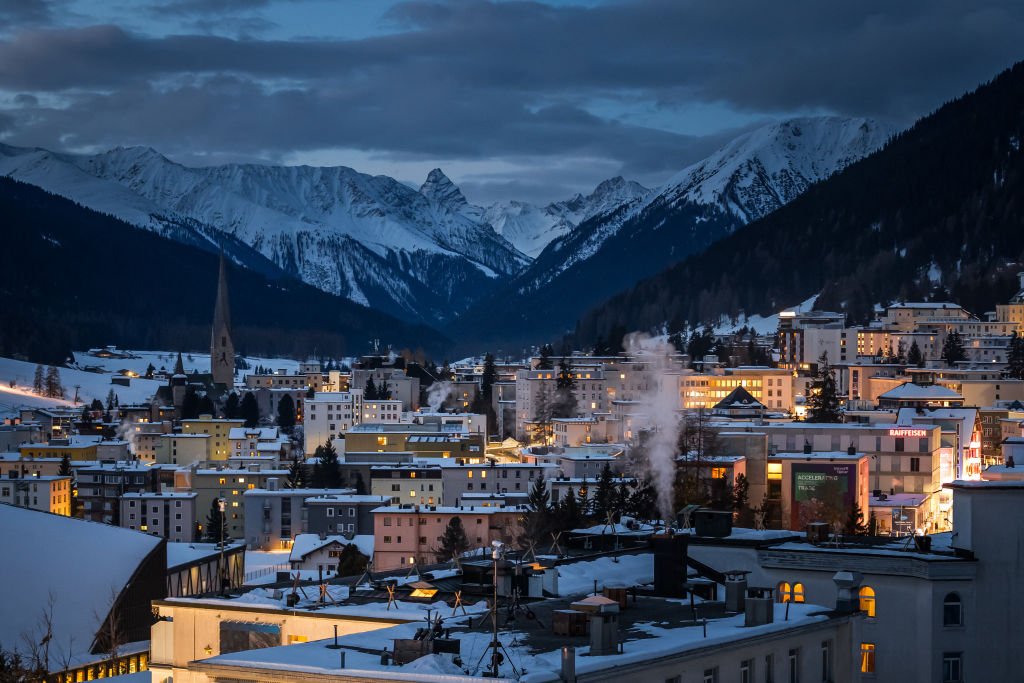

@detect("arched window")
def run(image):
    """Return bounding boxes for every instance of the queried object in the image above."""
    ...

[859,586,876,617]
[777,582,806,603]
[943,592,962,626]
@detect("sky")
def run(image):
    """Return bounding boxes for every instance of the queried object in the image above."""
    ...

[0,0,1022,204]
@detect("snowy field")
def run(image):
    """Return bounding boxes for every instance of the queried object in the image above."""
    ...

[0,348,303,418]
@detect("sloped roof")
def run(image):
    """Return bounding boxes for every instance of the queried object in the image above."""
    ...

[878,382,963,401]
[0,505,163,669]
[713,386,766,411]
[288,533,374,562]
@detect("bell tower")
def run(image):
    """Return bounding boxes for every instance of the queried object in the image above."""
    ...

[211,251,235,386]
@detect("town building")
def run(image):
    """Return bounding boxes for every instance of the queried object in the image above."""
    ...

[180,416,245,460]
[121,491,198,542]
[305,493,389,536]
[303,390,404,454]
[0,474,72,515]
[242,484,355,550]
[175,464,289,539]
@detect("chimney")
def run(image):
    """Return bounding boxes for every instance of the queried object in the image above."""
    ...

[560,646,576,682]
[267,477,280,491]
[832,571,864,613]
[744,587,774,627]
[724,571,749,613]
[803,440,812,454]
[847,443,856,456]
[651,534,688,598]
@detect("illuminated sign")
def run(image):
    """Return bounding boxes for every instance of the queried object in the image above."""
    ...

[888,428,926,438]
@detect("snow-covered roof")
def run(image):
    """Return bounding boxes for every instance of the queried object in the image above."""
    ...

[166,541,244,569]
[288,533,374,562]
[0,505,163,670]
[371,505,527,514]
[306,494,390,504]
[243,487,355,497]
[878,382,963,401]
[770,451,863,461]
[227,427,279,440]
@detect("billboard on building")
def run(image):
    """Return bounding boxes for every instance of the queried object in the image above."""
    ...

[791,463,856,529]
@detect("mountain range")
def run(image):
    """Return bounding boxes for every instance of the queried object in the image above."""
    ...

[572,61,1024,347]
[0,115,892,353]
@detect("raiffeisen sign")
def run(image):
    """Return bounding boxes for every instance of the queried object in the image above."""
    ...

[888,428,927,438]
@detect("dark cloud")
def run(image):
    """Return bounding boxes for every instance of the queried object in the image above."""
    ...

[0,0,1022,200]
[0,0,57,25]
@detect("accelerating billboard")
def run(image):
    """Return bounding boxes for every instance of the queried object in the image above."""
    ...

[791,463,856,529]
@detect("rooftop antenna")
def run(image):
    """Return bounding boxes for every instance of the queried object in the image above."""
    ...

[473,541,520,678]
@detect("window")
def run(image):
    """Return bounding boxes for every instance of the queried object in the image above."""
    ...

[741,659,754,683]
[778,582,804,603]
[910,457,921,472]
[703,668,718,683]
[943,593,962,626]
[788,649,799,683]
[860,643,875,674]
[383,536,392,543]
[942,653,962,682]
[327,508,334,517]
[859,586,876,617]
[820,640,832,681]
[895,437,905,452]
[765,654,774,683]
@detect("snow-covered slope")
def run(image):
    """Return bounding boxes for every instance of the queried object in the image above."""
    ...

[0,145,529,321]
[482,176,649,258]
[651,116,893,223]
[521,116,894,293]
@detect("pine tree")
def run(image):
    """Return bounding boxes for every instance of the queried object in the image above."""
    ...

[44,366,63,399]
[733,473,755,527]
[353,472,367,495]
[537,344,554,370]
[240,392,260,428]
[364,377,378,400]
[592,464,617,522]
[89,398,104,412]
[845,501,868,535]
[806,352,841,423]
[277,394,296,433]
[32,365,44,394]
[531,382,553,443]
[907,340,925,368]
[204,498,225,543]
[144,363,155,379]
[335,543,368,576]
[437,517,471,561]
[556,487,583,532]
[311,440,342,488]
[106,389,116,410]
[1007,332,1024,380]
[286,456,306,488]
[551,357,578,419]
[58,453,72,477]
[941,331,966,366]
[224,392,240,419]
[197,394,215,417]
[181,386,201,420]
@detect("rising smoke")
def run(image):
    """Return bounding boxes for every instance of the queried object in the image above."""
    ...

[624,332,682,522]
[425,381,452,412]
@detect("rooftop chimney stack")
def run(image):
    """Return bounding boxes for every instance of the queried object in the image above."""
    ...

[832,570,864,613]
[744,587,774,627]
[725,571,749,613]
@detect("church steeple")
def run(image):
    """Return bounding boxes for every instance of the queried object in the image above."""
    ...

[211,250,235,386]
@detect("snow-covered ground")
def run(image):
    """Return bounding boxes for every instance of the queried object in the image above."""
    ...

[0,349,304,418]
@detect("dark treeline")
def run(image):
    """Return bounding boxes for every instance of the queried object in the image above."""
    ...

[574,60,1024,345]
[0,178,451,364]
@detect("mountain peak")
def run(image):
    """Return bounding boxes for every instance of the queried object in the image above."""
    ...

[419,167,468,208]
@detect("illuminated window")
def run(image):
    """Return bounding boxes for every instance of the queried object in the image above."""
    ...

[288,635,308,644]
[409,491,416,497]
[410,472,417,479]
[767,463,783,480]
[859,586,876,617]
[860,643,875,673]
[711,467,727,479]
[218,478,226,485]
[778,582,804,603]
[481,471,487,478]
[238,477,245,483]
[378,436,388,446]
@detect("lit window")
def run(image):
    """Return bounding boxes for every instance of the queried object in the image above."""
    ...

[859,586,876,617]
[777,582,804,603]
[767,462,783,480]
[860,643,875,673]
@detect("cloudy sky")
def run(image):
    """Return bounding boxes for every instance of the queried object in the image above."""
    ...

[0,0,1021,203]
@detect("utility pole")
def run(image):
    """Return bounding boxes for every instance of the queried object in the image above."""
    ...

[218,497,227,595]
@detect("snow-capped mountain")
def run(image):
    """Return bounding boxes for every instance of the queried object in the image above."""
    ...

[650,116,894,223]
[482,176,649,258]
[518,116,894,294]
[451,115,895,346]
[0,144,529,321]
